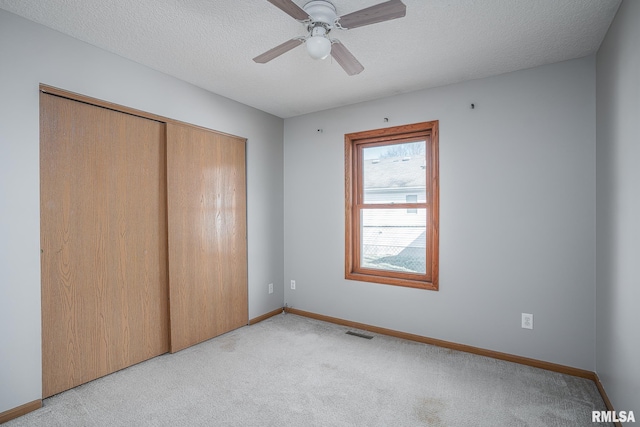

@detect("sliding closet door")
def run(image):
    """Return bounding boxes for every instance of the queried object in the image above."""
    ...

[167,123,248,353]
[40,93,169,398]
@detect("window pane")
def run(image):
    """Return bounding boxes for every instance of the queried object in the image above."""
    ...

[363,141,426,204]
[406,195,417,214]
[360,208,427,274]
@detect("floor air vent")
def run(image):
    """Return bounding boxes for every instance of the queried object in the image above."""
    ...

[346,331,374,339]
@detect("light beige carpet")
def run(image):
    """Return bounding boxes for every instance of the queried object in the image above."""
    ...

[5,313,611,426]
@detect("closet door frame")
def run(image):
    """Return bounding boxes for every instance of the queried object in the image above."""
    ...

[39,84,249,396]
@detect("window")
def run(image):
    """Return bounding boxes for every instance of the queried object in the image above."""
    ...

[345,121,439,290]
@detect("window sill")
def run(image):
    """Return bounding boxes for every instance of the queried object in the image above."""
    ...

[345,271,438,291]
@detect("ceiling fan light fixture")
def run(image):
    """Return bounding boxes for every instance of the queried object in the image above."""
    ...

[306,26,332,60]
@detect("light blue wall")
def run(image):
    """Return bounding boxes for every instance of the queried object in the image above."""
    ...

[284,56,597,371]
[5,0,637,416]
[596,0,640,413]
[0,9,284,413]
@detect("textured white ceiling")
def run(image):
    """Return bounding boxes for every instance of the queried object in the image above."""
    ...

[0,0,620,118]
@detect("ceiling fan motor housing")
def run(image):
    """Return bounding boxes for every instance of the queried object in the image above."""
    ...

[304,1,337,27]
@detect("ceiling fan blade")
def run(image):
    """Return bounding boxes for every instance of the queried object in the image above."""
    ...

[338,0,406,30]
[331,41,364,76]
[267,0,310,21]
[253,38,304,64]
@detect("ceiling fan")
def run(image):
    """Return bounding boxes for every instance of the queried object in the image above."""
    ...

[253,0,407,76]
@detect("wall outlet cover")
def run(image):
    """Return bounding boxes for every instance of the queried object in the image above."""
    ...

[522,313,533,330]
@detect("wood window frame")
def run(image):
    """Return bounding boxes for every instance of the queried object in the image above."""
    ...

[345,121,439,290]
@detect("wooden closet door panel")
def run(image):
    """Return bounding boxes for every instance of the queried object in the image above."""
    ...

[167,123,247,353]
[40,93,169,398]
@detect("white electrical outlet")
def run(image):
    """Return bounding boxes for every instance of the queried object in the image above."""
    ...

[290,280,296,290]
[268,283,273,294]
[522,313,533,330]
